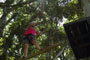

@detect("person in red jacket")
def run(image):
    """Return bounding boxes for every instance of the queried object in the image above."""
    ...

[23,23,43,58]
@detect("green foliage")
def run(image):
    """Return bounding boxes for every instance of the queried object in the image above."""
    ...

[0,0,84,60]
[63,0,83,20]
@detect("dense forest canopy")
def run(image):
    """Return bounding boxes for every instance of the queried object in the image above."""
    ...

[0,0,83,60]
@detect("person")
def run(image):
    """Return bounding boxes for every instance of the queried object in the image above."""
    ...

[23,23,43,58]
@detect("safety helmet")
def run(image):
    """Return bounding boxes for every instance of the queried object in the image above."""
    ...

[30,23,36,27]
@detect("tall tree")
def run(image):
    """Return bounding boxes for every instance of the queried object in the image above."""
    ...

[0,0,83,60]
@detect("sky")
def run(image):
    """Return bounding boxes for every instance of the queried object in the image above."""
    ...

[0,0,6,3]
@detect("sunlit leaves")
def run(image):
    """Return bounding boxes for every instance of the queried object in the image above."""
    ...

[0,48,3,56]
[0,38,4,56]
[7,57,15,60]
[0,0,84,60]
[71,0,78,4]
[0,38,4,46]
[0,8,3,18]
[63,0,83,20]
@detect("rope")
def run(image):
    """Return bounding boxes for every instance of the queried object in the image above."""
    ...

[53,47,65,60]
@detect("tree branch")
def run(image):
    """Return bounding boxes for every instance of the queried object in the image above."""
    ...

[0,0,36,37]
[22,42,62,60]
